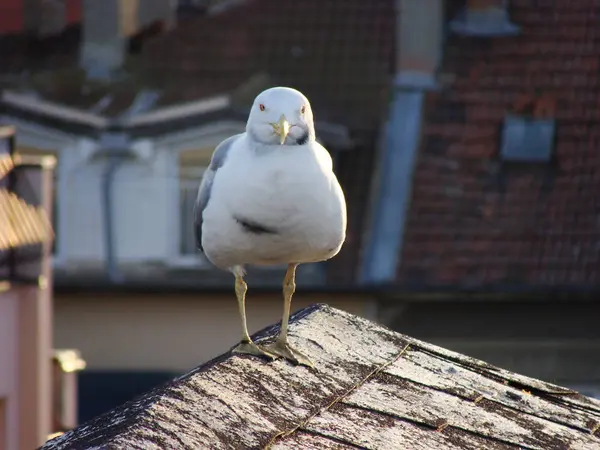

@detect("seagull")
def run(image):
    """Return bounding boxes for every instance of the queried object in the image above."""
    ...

[194,87,347,367]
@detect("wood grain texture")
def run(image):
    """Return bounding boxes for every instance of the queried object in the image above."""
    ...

[40,304,600,450]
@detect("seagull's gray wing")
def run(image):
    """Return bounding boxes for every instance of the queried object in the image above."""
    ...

[194,134,242,251]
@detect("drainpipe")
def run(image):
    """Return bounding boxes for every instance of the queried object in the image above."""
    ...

[99,130,131,284]
[359,0,444,284]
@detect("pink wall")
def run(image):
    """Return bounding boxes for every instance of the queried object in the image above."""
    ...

[0,284,53,449]
[0,290,20,450]
[20,284,53,449]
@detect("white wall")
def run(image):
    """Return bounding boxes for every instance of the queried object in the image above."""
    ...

[60,143,177,263]
[11,117,246,268]
[60,141,104,262]
[111,149,177,262]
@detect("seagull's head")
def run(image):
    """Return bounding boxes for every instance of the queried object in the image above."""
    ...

[246,87,315,146]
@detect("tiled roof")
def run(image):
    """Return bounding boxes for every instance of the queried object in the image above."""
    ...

[399,1,600,289]
[142,0,395,130]
[0,24,161,117]
[41,304,600,450]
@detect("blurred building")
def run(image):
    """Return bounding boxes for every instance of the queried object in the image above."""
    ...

[0,126,55,449]
[1,0,599,423]
[0,126,84,449]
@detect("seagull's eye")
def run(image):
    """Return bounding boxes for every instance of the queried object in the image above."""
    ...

[300,105,306,115]
[259,104,266,112]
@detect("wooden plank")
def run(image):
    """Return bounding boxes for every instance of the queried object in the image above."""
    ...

[301,403,517,450]
[438,340,600,383]
[384,349,600,432]
[405,339,600,416]
[482,366,600,415]
[343,375,600,450]
[407,339,576,394]
[41,306,409,450]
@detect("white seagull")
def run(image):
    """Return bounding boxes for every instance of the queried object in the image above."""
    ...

[194,87,347,367]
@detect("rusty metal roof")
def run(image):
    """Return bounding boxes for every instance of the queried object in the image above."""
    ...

[41,304,600,450]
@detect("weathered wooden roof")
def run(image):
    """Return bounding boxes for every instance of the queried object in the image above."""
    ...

[41,304,600,450]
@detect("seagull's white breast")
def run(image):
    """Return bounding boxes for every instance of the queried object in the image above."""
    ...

[202,137,347,268]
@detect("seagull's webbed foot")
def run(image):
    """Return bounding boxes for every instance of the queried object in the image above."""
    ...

[261,340,313,368]
[232,340,277,361]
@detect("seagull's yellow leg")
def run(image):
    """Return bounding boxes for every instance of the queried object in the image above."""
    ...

[262,264,313,367]
[232,273,276,361]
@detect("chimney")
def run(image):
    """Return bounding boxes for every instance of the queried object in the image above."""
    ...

[79,0,175,80]
[79,0,138,79]
[395,0,444,89]
[450,0,520,37]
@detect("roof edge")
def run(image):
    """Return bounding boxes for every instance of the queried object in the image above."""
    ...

[1,91,355,146]
[2,90,108,128]
[121,94,232,128]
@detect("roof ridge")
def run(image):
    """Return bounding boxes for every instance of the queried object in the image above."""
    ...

[265,343,411,448]
[41,304,600,449]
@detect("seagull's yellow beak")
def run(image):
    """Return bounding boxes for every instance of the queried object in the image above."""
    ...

[271,114,290,145]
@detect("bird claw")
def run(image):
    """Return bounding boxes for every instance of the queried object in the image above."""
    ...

[232,341,277,361]
[261,341,314,368]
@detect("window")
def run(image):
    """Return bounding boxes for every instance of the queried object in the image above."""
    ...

[499,114,555,163]
[179,167,204,255]
[178,149,212,259]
